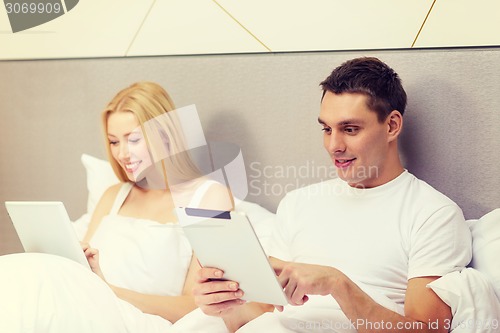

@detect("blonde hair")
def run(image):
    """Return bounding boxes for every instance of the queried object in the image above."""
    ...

[102,81,201,184]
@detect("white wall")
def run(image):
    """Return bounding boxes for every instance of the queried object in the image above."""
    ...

[0,1,499,59]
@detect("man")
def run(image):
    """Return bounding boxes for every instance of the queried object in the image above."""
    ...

[192,57,472,332]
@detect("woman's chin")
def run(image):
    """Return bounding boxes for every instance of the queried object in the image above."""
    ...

[126,169,147,183]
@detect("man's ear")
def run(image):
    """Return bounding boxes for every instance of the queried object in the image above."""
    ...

[386,110,403,142]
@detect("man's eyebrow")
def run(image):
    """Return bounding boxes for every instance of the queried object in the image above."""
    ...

[317,117,327,125]
[317,117,364,126]
[337,119,364,126]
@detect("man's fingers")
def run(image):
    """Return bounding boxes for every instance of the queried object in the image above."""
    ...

[269,257,287,275]
[274,305,284,312]
[195,288,244,306]
[193,279,240,297]
[196,267,224,282]
[200,299,246,316]
[193,266,248,317]
[290,286,307,305]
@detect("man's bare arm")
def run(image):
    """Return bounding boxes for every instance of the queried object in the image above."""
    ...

[273,258,450,333]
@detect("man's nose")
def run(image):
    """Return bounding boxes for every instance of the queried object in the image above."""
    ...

[327,132,346,154]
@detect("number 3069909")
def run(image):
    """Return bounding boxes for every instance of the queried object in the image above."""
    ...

[5,2,62,14]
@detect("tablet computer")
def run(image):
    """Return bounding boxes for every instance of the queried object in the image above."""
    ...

[176,207,287,306]
[5,201,91,270]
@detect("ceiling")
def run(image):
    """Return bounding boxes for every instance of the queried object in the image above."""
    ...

[1,0,499,60]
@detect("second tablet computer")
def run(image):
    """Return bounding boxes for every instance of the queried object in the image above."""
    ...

[175,207,288,306]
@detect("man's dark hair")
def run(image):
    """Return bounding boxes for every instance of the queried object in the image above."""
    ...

[320,57,407,122]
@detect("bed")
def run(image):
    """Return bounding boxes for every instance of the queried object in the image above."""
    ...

[3,154,498,332]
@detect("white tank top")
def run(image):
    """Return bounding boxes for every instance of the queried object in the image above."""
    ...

[90,180,216,296]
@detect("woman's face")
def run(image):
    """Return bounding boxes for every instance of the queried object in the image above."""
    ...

[107,111,153,182]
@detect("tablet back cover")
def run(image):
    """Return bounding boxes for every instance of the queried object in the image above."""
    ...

[177,208,287,306]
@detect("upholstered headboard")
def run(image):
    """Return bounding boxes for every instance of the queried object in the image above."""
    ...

[1,48,499,254]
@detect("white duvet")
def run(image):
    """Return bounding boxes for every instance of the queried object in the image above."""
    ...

[2,201,499,333]
[0,253,175,333]
[0,253,499,333]
[171,288,404,333]
[0,253,129,333]
[172,271,500,333]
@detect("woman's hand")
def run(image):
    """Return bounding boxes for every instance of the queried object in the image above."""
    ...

[81,243,106,281]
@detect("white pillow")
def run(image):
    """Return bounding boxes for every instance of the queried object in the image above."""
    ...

[467,209,500,300]
[428,268,500,333]
[81,153,120,214]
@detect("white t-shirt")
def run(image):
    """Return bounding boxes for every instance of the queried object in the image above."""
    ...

[268,170,472,305]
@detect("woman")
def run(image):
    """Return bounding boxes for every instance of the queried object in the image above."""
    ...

[0,81,233,332]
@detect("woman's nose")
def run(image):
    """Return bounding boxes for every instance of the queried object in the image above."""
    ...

[118,142,130,160]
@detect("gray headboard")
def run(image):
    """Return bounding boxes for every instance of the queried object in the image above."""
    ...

[1,48,499,254]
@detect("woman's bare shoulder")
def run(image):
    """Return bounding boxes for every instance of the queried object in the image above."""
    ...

[82,182,126,242]
[100,183,124,202]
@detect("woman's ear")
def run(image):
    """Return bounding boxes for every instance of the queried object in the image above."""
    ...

[387,110,403,142]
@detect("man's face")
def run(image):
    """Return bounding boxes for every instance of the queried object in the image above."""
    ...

[319,91,392,188]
